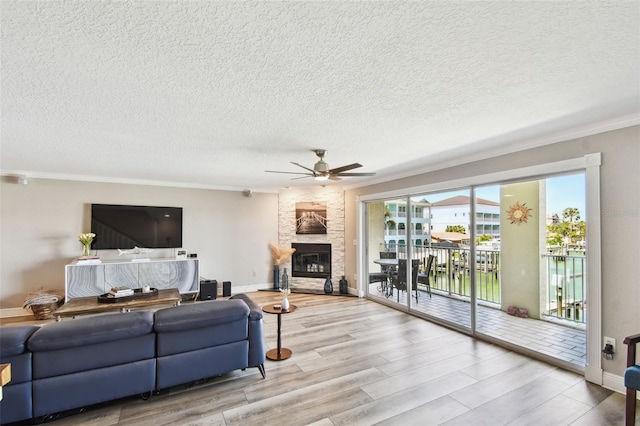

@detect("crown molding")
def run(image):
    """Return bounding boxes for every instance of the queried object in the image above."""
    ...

[343,113,639,191]
[0,170,281,194]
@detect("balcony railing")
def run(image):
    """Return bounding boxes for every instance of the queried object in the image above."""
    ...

[386,244,500,304]
[385,229,430,236]
[542,253,586,323]
[379,244,586,323]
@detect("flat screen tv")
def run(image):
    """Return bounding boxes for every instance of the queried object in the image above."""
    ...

[91,204,183,250]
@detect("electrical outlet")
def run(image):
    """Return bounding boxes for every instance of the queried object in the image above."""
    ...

[603,336,616,353]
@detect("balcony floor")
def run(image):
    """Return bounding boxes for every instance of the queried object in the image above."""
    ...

[367,283,586,369]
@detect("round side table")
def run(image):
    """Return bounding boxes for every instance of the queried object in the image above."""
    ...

[262,303,297,361]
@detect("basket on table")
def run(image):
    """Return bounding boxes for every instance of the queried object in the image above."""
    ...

[23,290,64,320]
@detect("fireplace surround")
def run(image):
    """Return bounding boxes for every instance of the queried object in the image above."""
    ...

[291,243,331,279]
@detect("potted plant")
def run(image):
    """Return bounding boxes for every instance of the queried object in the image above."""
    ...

[268,242,296,291]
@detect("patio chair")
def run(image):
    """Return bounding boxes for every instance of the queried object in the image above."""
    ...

[417,254,436,298]
[624,333,640,426]
[368,272,387,284]
[370,251,396,291]
[391,259,420,303]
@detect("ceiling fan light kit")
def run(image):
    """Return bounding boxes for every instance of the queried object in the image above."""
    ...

[266,149,375,183]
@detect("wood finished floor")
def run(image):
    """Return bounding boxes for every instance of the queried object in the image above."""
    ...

[367,283,587,369]
[3,291,635,426]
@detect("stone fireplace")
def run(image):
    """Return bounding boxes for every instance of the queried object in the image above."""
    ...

[291,243,331,279]
[278,188,344,293]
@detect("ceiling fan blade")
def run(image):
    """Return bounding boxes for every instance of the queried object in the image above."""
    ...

[328,163,362,174]
[267,151,374,182]
[265,170,312,175]
[334,172,376,177]
[291,162,317,174]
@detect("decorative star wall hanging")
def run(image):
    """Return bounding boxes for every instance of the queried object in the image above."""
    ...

[506,201,533,225]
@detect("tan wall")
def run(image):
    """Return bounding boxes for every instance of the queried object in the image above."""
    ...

[345,125,640,376]
[367,202,386,273]
[0,179,278,309]
[500,181,542,318]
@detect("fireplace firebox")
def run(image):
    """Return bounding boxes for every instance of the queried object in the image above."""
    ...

[291,243,331,278]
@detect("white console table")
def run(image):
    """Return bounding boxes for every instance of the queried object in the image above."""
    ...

[65,258,199,300]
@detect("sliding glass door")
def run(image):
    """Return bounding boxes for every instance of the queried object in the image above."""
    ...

[365,198,407,308]
[408,190,472,331]
[473,174,587,368]
[364,190,474,332]
[362,171,587,370]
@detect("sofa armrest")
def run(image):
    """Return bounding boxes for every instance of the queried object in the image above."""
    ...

[229,293,263,321]
[229,293,266,368]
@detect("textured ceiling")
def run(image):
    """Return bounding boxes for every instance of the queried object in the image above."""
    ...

[1,1,639,191]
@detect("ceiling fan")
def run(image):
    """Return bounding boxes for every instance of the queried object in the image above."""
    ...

[266,149,376,181]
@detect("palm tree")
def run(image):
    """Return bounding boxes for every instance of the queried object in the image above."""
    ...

[547,207,585,249]
[384,205,396,231]
[562,207,580,223]
[445,225,466,233]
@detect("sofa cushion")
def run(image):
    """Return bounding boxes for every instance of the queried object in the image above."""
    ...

[0,325,39,357]
[154,299,249,332]
[625,364,640,390]
[28,311,154,352]
[32,358,156,417]
[0,382,32,424]
[156,341,248,389]
[32,334,156,379]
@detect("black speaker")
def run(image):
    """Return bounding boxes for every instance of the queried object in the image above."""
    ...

[199,280,217,300]
[222,281,231,297]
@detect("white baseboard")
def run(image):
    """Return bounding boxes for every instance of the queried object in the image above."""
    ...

[602,371,629,396]
[231,283,271,293]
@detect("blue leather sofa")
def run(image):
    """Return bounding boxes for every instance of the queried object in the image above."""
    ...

[0,294,265,424]
[0,325,39,424]
[29,310,157,419]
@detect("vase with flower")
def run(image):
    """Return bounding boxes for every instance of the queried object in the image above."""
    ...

[78,233,96,257]
[268,242,296,292]
[280,268,290,311]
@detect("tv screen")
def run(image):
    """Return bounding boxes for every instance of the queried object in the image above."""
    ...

[91,204,183,250]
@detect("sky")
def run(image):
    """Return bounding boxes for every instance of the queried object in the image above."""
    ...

[411,173,586,219]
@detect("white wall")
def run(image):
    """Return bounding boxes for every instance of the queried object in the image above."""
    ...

[0,179,278,309]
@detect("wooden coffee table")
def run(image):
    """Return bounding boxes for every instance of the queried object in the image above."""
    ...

[54,288,181,321]
[0,363,10,401]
